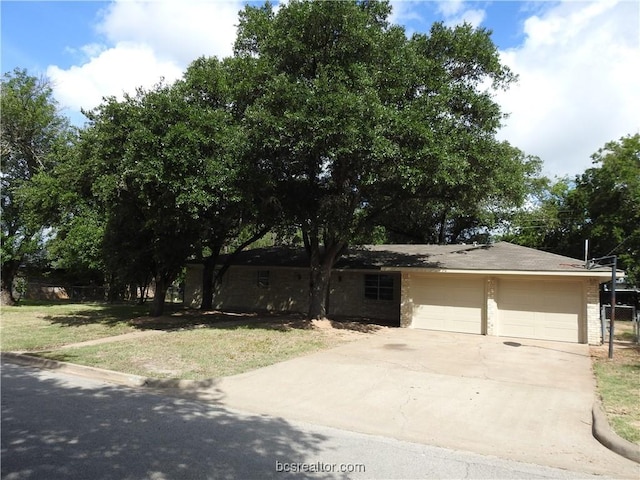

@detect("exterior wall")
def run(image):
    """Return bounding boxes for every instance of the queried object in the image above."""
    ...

[184,264,204,308]
[586,278,602,345]
[329,271,400,322]
[213,266,308,313]
[183,261,605,343]
[184,264,400,322]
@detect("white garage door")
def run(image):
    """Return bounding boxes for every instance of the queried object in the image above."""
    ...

[498,280,582,343]
[412,276,484,334]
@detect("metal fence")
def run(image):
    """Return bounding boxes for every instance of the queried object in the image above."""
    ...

[70,285,108,302]
[601,304,640,343]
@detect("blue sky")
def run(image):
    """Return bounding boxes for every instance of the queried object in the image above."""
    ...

[2,1,639,178]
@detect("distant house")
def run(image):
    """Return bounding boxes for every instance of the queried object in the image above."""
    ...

[184,242,615,345]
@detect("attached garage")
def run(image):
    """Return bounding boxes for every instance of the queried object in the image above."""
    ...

[498,279,583,343]
[390,242,613,345]
[411,276,484,334]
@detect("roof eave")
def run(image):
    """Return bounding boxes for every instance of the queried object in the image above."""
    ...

[382,267,617,279]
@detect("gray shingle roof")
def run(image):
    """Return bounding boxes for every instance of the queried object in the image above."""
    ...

[222,242,610,273]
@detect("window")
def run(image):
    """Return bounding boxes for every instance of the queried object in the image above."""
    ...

[257,270,270,288]
[364,274,394,301]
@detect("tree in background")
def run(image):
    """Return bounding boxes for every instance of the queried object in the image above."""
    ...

[504,133,640,285]
[576,134,639,284]
[234,0,528,318]
[0,69,73,305]
[380,149,542,244]
[77,80,248,316]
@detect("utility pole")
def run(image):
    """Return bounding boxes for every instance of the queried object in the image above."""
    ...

[589,255,618,359]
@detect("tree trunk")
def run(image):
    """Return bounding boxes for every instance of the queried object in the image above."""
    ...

[1,261,19,306]
[306,236,346,320]
[150,275,169,317]
[0,287,15,306]
[200,228,269,311]
[438,208,448,244]
[308,262,332,319]
[200,255,217,311]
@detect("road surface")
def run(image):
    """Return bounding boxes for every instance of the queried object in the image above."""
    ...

[1,363,613,480]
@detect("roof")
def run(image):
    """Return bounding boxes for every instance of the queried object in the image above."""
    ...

[218,242,613,275]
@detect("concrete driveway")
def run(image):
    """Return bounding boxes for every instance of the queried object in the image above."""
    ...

[217,328,639,478]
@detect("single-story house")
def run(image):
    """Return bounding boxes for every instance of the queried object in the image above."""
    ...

[184,242,616,345]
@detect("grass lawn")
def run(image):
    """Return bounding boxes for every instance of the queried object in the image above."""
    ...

[1,302,367,380]
[591,320,640,445]
[32,323,346,380]
[1,301,146,351]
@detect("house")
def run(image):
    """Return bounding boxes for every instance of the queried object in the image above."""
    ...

[184,242,616,345]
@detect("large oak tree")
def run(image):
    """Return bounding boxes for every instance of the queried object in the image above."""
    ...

[233,0,529,318]
[78,75,251,316]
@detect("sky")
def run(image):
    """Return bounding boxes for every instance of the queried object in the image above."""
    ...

[2,0,639,179]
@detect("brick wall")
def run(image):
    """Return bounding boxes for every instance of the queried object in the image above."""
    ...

[485,277,498,336]
[184,264,400,322]
[184,264,204,308]
[329,271,400,322]
[586,278,602,345]
[399,272,413,327]
[213,266,308,314]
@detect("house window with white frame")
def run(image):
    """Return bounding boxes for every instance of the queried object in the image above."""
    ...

[364,274,394,301]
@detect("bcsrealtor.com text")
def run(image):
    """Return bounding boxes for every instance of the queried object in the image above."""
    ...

[276,460,365,474]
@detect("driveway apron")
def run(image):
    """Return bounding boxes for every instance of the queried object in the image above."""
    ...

[216,328,639,478]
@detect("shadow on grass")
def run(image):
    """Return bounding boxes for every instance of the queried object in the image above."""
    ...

[43,303,392,334]
[1,362,341,480]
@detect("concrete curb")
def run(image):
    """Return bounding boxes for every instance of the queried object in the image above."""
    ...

[1,352,221,393]
[592,401,640,464]
[2,352,148,387]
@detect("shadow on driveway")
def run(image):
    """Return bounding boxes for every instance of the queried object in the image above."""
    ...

[1,363,339,480]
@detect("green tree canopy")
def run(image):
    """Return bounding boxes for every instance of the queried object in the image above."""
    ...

[578,134,640,283]
[1,68,73,305]
[504,133,640,285]
[74,80,237,314]
[233,0,527,318]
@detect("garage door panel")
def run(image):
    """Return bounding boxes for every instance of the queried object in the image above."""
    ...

[412,277,484,334]
[498,280,582,343]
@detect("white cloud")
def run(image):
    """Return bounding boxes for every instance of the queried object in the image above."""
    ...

[446,8,485,28]
[48,42,183,114]
[435,0,485,28]
[437,0,465,17]
[96,0,241,65]
[496,0,640,178]
[48,0,243,120]
[389,1,424,26]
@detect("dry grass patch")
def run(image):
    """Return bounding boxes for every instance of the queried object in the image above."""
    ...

[33,319,371,380]
[3,302,385,381]
[591,321,640,445]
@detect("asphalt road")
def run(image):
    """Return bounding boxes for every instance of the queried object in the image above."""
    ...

[1,363,612,480]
